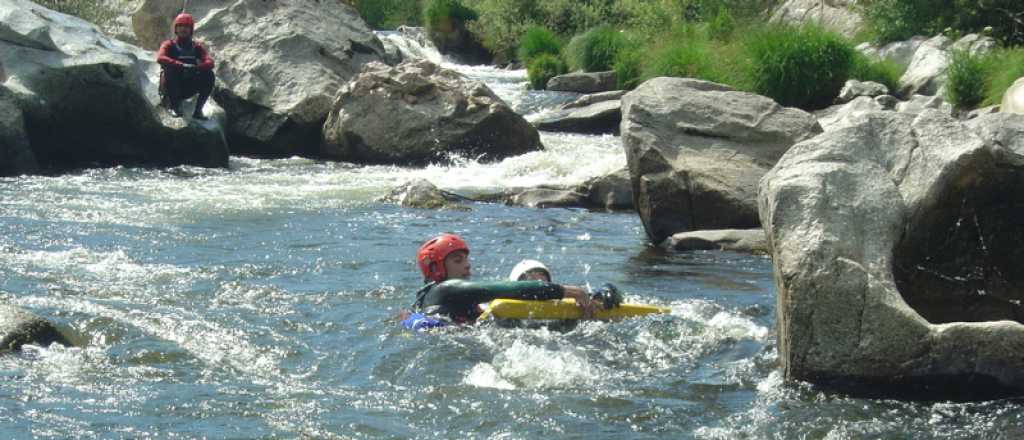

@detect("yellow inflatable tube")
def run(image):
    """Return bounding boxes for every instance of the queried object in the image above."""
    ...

[478,298,670,321]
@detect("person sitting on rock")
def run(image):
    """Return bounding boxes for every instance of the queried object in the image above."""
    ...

[409,234,598,324]
[508,259,552,282]
[157,13,215,120]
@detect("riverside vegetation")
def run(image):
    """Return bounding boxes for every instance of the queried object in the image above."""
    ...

[348,0,1023,112]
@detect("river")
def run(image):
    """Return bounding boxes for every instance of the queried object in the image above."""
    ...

[0,31,1020,439]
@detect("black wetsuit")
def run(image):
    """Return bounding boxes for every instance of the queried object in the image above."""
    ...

[414,279,565,323]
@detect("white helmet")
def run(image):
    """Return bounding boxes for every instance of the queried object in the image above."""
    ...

[509,259,551,282]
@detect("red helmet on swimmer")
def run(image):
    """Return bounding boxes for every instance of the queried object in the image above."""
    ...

[173,13,195,31]
[417,234,469,283]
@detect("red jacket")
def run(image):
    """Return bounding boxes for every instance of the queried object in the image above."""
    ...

[157,37,214,71]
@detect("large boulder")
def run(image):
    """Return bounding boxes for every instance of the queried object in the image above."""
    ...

[771,0,863,39]
[622,77,821,244]
[1002,77,1024,115]
[759,109,1024,399]
[547,71,617,94]
[130,0,224,51]
[200,0,388,157]
[321,60,542,165]
[815,96,888,132]
[0,86,37,176]
[0,305,71,352]
[531,99,621,134]
[576,167,633,211]
[899,34,996,97]
[0,0,229,170]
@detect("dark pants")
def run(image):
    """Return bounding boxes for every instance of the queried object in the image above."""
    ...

[160,67,214,113]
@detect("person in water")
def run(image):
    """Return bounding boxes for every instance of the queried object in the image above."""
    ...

[508,259,551,282]
[156,13,215,120]
[411,234,599,324]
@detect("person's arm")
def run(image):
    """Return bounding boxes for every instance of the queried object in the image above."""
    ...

[423,280,600,319]
[194,43,215,71]
[156,41,181,67]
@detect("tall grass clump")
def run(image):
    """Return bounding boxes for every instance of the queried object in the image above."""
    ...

[944,49,988,109]
[706,7,736,40]
[564,25,628,72]
[983,48,1024,106]
[517,26,561,64]
[849,53,904,94]
[642,27,723,84]
[614,49,645,90]
[527,53,567,90]
[743,24,856,110]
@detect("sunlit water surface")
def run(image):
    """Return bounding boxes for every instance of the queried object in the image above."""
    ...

[0,33,1021,440]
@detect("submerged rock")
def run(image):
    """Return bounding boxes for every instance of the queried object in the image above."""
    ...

[322,60,541,165]
[532,99,621,135]
[622,77,821,244]
[576,167,633,211]
[0,0,228,171]
[547,71,617,94]
[663,229,767,254]
[201,0,388,157]
[0,305,71,352]
[508,188,588,209]
[760,109,1024,399]
[378,178,469,210]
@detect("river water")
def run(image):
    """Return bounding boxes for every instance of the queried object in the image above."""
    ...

[1,33,1021,440]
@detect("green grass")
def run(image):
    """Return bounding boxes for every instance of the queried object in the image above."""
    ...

[423,0,478,33]
[564,25,627,72]
[742,24,856,109]
[850,53,904,95]
[944,49,988,109]
[517,26,562,64]
[527,53,567,90]
[982,48,1024,106]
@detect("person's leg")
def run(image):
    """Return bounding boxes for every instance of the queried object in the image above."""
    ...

[162,67,185,117]
[191,70,215,120]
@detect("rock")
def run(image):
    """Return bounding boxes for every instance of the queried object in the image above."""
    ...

[532,100,621,134]
[508,188,587,209]
[0,305,71,352]
[0,86,37,176]
[426,16,490,65]
[897,94,954,116]
[899,34,996,97]
[1001,77,1024,115]
[547,71,617,94]
[561,90,626,110]
[837,80,889,103]
[663,229,768,254]
[816,96,887,132]
[759,109,1024,399]
[130,0,223,51]
[378,178,468,210]
[874,94,900,109]
[0,0,229,171]
[577,167,633,211]
[321,60,542,165]
[770,0,863,39]
[200,0,388,157]
[857,37,927,70]
[964,105,1000,120]
[967,112,1024,153]
[621,77,821,244]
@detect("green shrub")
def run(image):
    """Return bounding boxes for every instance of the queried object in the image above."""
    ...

[423,0,478,33]
[743,24,856,110]
[356,0,423,29]
[860,0,1024,45]
[983,48,1024,106]
[849,53,904,94]
[706,7,736,40]
[944,49,988,109]
[35,0,116,27]
[517,26,561,64]
[564,25,627,72]
[614,47,645,90]
[527,53,567,90]
[643,33,722,84]
[461,0,542,62]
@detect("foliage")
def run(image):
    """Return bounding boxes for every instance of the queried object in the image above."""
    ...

[35,0,117,27]
[517,26,561,64]
[423,0,479,33]
[944,49,988,109]
[641,26,722,84]
[461,0,541,61]
[564,25,628,72]
[614,49,645,90]
[859,0,1024,46]
[526,53,567,90]
[849,53,904,94]
[706,7,736,40]
[355,0,423,29]
[982,48,1024,106]
[743,24,856,109]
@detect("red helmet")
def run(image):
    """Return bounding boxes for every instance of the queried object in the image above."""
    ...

[173,13,195,31]
[417,234,469,282]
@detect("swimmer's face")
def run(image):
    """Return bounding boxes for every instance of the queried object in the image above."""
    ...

[520,269,550,282]
[444,250,471,280]
[175,24,192,39]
